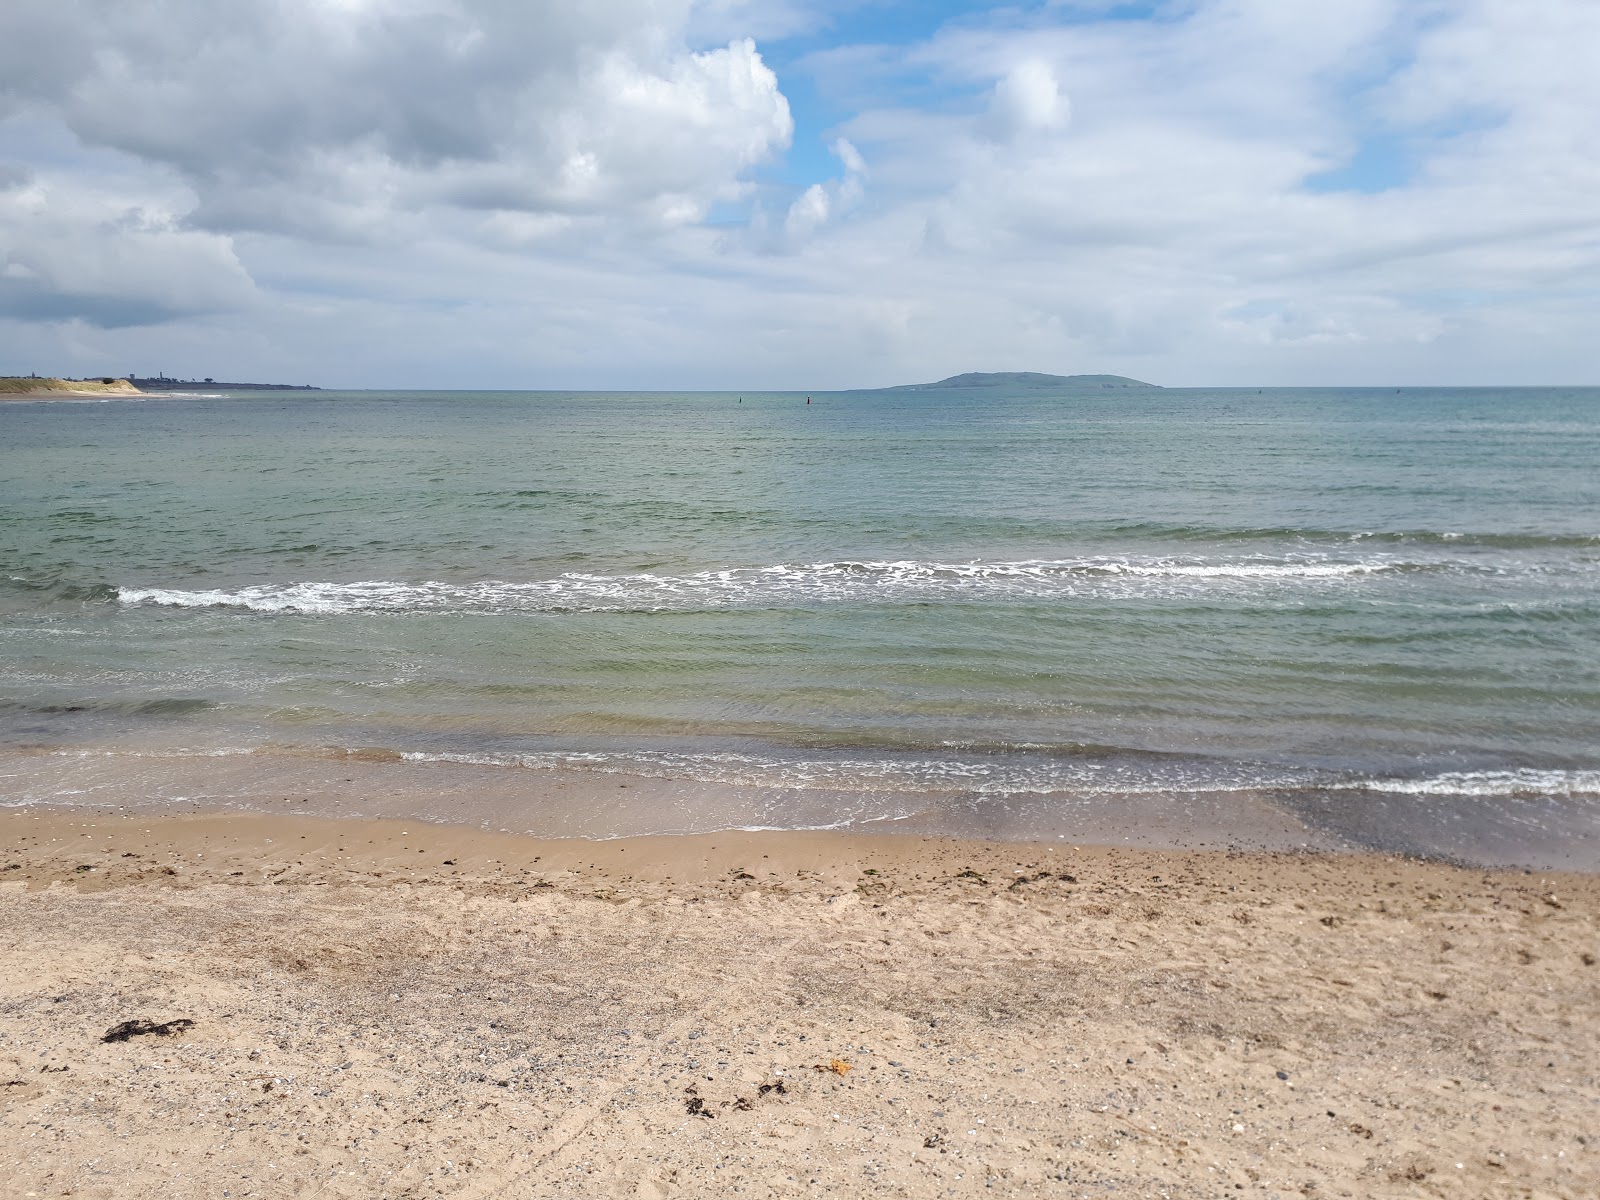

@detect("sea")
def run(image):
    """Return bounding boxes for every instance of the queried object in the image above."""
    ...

[3,384,1597,868]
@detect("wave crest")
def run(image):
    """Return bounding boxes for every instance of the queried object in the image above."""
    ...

[116,556,1435,614]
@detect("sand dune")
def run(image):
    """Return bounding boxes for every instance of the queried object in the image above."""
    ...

[0,378,141,400]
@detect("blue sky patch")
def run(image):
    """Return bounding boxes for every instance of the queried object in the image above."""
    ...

[1304,134,1415,195]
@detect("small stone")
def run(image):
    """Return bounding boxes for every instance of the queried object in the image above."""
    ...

[1276,1070,1289,1080]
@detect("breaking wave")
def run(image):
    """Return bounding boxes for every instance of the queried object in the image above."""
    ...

[116,556,1443,615]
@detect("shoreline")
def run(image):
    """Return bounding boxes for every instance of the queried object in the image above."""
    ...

[6,740,1596,872]
[3,806,1595,1196]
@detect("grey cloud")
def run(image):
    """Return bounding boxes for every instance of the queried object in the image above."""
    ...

[0,178,258,327]
[0,281,198,329]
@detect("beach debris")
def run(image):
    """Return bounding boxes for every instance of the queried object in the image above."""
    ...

[953,869,988,885]
[101,1017,196,1043]
[1009,871,1054,891]
[681,1079,789,1119]
[1389,1164,1430,1182]
[817,1059,851,1076]
[684,1087,715,1119]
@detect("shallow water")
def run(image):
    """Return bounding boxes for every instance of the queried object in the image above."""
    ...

[2,384,1597,864]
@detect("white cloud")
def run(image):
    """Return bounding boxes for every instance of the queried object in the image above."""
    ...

[0,0,792,239]
[832,136,866,178]
[785,183,832,238]
[986,59,1069,139]
[782,136,865,242]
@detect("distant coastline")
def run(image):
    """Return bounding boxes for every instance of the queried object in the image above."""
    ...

[129,376,321,392]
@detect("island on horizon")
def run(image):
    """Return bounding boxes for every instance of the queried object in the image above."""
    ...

[879,371,1160,391]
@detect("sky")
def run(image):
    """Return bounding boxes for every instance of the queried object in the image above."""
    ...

[1,0,1596,390]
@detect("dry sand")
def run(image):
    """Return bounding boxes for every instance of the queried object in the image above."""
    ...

[1,809,1595,1199]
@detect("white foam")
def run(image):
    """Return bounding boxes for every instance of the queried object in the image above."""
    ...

[1338,769,1600,798]
[15,742,1597,804]
[399,748,1600,801]
[393,747,1308,798]
[117,556,1428,615]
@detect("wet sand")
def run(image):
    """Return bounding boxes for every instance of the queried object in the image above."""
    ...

[1,808,1596,1198]
[7,746,1595,871]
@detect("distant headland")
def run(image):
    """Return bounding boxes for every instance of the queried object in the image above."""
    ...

[129,375,321,392]
[881,371,1159,391]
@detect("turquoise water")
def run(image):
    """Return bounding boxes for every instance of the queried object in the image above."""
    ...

[2,385,1598,862]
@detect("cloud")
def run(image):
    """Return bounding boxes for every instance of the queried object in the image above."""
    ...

[0,0,793,240]
[785,183,832,238]
[783,136,865,241]
[0,168,257,328]
[985,59,1068,140]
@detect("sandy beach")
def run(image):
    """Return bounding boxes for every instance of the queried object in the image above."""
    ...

[2,809,1594,1198]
